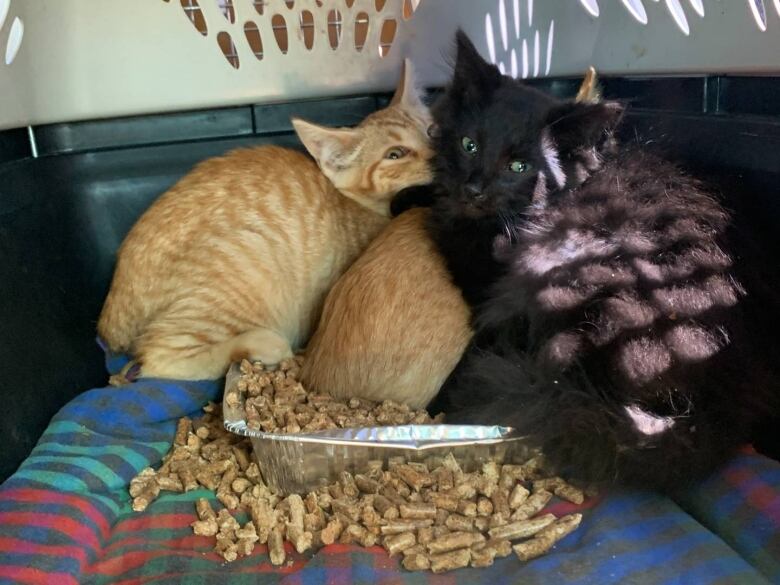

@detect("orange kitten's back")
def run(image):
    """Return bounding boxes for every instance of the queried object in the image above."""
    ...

[97,60,433,380]
[301,208,473,409]
[98,147,365,355]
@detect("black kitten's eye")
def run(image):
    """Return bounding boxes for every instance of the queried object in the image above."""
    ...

[427,124,439,138]
[461,137,478,154]
[385,147,409,160]
[508,160,531,173]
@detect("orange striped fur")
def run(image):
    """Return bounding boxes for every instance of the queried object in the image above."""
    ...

[97,61,433,380]
[301,208,473,409]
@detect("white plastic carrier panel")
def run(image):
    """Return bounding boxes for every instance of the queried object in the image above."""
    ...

[0,0,779,130]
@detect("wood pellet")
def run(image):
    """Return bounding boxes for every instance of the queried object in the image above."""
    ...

[231,358,441,433]
[127,356,589,572]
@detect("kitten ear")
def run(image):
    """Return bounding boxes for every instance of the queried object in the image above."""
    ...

[575,67,602,104]
[451,30,502,101]
[391,58,425,110]
[292,118,358,173]
[545,101,624,152]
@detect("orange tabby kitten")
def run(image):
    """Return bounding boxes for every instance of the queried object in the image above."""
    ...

[300,70,602,409]
[301,208,472,409]
[98,61,433,380]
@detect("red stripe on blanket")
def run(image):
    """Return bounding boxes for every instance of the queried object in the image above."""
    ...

[110,513,196,534]
[724,466,780,524]
[0,488,111,538]
[543,494,603,517]
[0,536,88,564]
[109,566,298,585]
[88,548,227,575]
[103,534,214,555]
[0,566,79,585]
[0,512,100,550]
[301,543,387,557]
[88,547,310,579]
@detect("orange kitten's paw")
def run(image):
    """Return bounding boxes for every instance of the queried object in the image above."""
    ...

[108,361,140,387]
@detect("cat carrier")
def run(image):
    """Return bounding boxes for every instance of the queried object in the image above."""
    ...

[1,1,779,582]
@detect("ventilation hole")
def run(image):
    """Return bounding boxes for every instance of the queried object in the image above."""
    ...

[328,9,342,49]
[747,0,767,31]
[498,0,508,51]
[244,21,264,60]
[513,0,521,38]
[510,49,518,77]
[375,0,387,10]
[181,0,208,35]
[533,29,540,77]
[688,0,704,17]
[285,1,294,8]
[774,0,780,18]
[527,0,533,25]
[355,12,369,51]
[521,37,529,79]
[621,0,648,24]
[217,31,239,68]
[300,10,314,50]
[665,0,690,35]
[218,0,235,23]
[402,0,421,19]
[498,61,506,74]
[579,0,600,17]
[0,0,9,31]
[379,18,396,57]
[272,14,289,53]
[485,13,496,63]
[545,19,554,75]
[4,16,23,65]
[345,0,356,7]
[253,0,264,15]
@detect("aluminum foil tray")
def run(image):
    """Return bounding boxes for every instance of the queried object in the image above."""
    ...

[223,363,530,494]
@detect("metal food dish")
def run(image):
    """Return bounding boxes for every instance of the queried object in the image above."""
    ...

[222,362,529,494]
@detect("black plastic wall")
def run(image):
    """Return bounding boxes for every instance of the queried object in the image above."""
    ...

[0,76,778,481]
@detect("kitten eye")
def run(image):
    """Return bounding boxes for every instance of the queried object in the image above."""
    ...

[427,124,439,138]
[508,160,531,173]
[461,137,478,154]
[385,147,409,160]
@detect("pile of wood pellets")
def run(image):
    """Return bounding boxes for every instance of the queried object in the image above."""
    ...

[128,358,587,573]
[226,357,442,432]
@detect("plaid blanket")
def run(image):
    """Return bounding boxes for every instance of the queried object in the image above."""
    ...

[0,351,778,584]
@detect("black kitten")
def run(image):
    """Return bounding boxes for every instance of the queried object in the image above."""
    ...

[428,31,777,491]
[421,33,622,307]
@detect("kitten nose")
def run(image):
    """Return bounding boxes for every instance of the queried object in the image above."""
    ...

[464,183,484,200]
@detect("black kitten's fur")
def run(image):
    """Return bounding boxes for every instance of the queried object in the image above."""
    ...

[423,31,778,491]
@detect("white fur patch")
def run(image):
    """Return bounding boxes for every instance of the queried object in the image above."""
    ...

[541,130,566,189]
[532,172,548,208]
[541,332,583,367]
[574,162,589,184]
[522,229,617,276]
[665,324,723,362]
[604,296,658,329]
[536,286,588,311]
[652,285,713,317]
[578,263,637,287]
[624,404,676,436]
[632,258,665,284]
[617,337,672,384]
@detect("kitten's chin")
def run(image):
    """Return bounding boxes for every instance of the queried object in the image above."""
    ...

[460,201,493,219]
